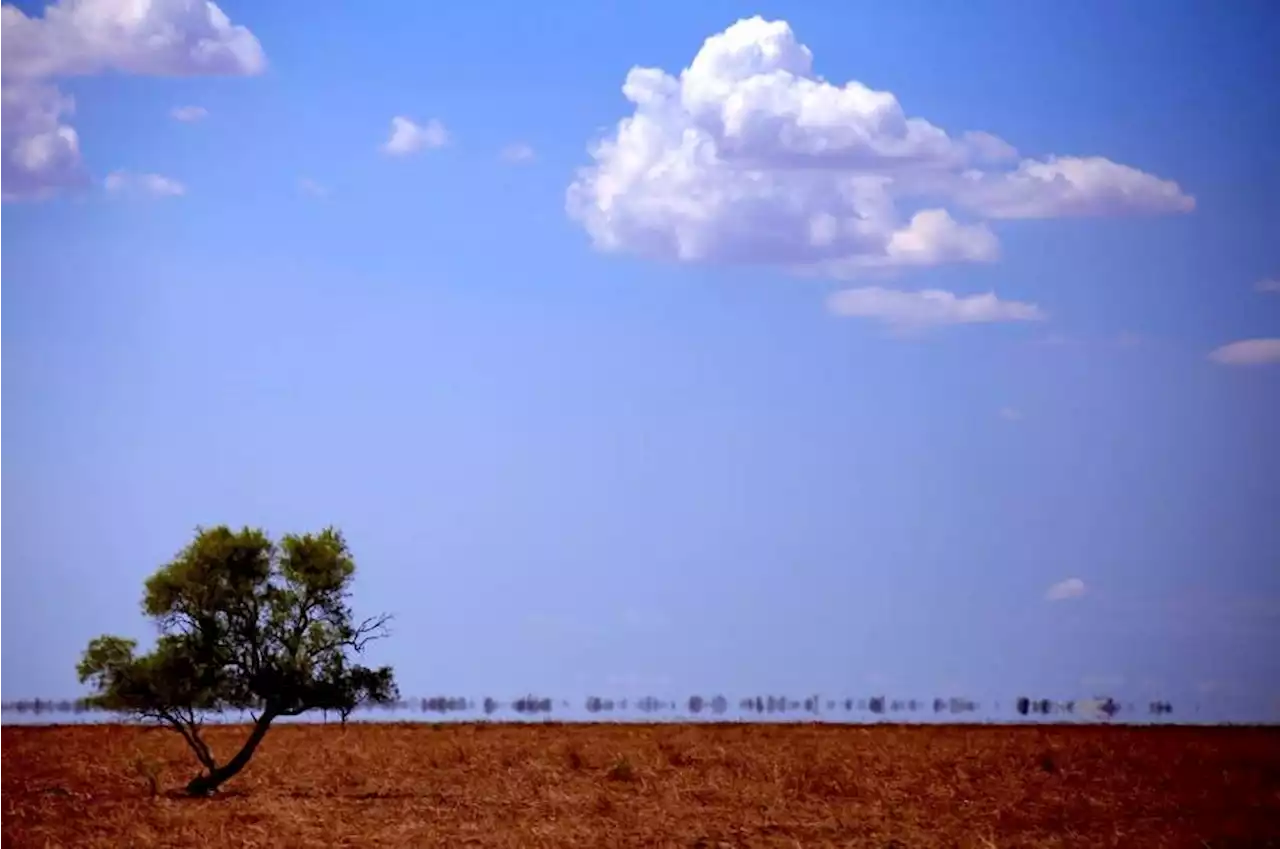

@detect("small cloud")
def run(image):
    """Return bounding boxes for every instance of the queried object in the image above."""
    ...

[103,170,185,198]
[500,142,536,164]
[827,286,1045,333]
[1045,577,1086,602]
[1254,278,1280,294]
[0,80,87,201]
[170,105,208,122]
[998,406,1023,422]
[1208,338,1280,367]
[297,177,329,198]
[381,116,448,156]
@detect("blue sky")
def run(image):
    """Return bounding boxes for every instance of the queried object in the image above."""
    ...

[3,0,1278,715]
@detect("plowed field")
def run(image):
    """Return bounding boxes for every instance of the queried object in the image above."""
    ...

[4,722,1278,847]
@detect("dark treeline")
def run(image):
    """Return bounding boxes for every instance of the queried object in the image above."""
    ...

[1,694,1176,719]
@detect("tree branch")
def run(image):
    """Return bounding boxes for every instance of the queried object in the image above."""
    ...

[316,613,393,656]
[177,705,217,770]
[284,592,321,658]
[352,613,393,651]
[147,708,216,771]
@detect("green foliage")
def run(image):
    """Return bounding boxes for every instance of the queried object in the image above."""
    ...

[77,525,398,794]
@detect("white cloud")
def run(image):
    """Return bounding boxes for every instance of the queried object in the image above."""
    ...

[1046,577,1087,602]
[0,79,86,200]
[500,142,535,163]
[297,176,328,198]
[170,104,208,122]
[827,286,1045,332]
[2,0,265,78]
[381,116,448,156]
[1255,278,1280,294]
[566,16,1193,276]
[950,156,1194,219]
[2,0,264,202]
[104,169,185,197]
[1208,338,1280,367]
[998,406,1023,422]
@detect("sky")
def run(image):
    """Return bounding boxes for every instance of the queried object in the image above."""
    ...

[2,0,1279,718]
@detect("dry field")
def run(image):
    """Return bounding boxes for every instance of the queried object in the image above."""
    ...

[4,722,1279,848]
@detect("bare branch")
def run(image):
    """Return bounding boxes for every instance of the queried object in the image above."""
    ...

[351,613,393,652]
[151,708,216,771]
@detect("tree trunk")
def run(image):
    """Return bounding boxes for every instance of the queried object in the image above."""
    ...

[186,713,275,796]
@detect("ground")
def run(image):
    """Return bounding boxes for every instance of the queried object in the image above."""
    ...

[3,722,1279,848]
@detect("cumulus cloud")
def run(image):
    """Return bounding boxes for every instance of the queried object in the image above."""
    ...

[566,16,1193,277]
[500,142,536,163]
[170,104,208,122]
[827,286,1045,332]
[1255,278,1280,294]
[2,0,264,201]
[381,116,448,156]
[296,177,329,198]
[0,79,86,200]
[1,0,264,78]
[104,169,185,197]
[1208,338,1280,367]
[1046,577,1087,602]
[949,156,1194,219]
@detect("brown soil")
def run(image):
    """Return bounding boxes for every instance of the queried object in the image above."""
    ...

[4,722,1279,848]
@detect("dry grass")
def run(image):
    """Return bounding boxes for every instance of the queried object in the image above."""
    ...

[4,722,1279,847]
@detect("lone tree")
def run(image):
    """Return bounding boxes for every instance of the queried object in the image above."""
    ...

[77,525,398,796]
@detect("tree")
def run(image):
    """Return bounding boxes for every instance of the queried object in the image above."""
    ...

[77,525,398,796]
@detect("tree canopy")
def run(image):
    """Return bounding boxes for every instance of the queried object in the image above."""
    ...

[78,525,398,795]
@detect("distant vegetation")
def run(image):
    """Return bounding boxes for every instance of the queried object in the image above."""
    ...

[6,692,1176,721]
